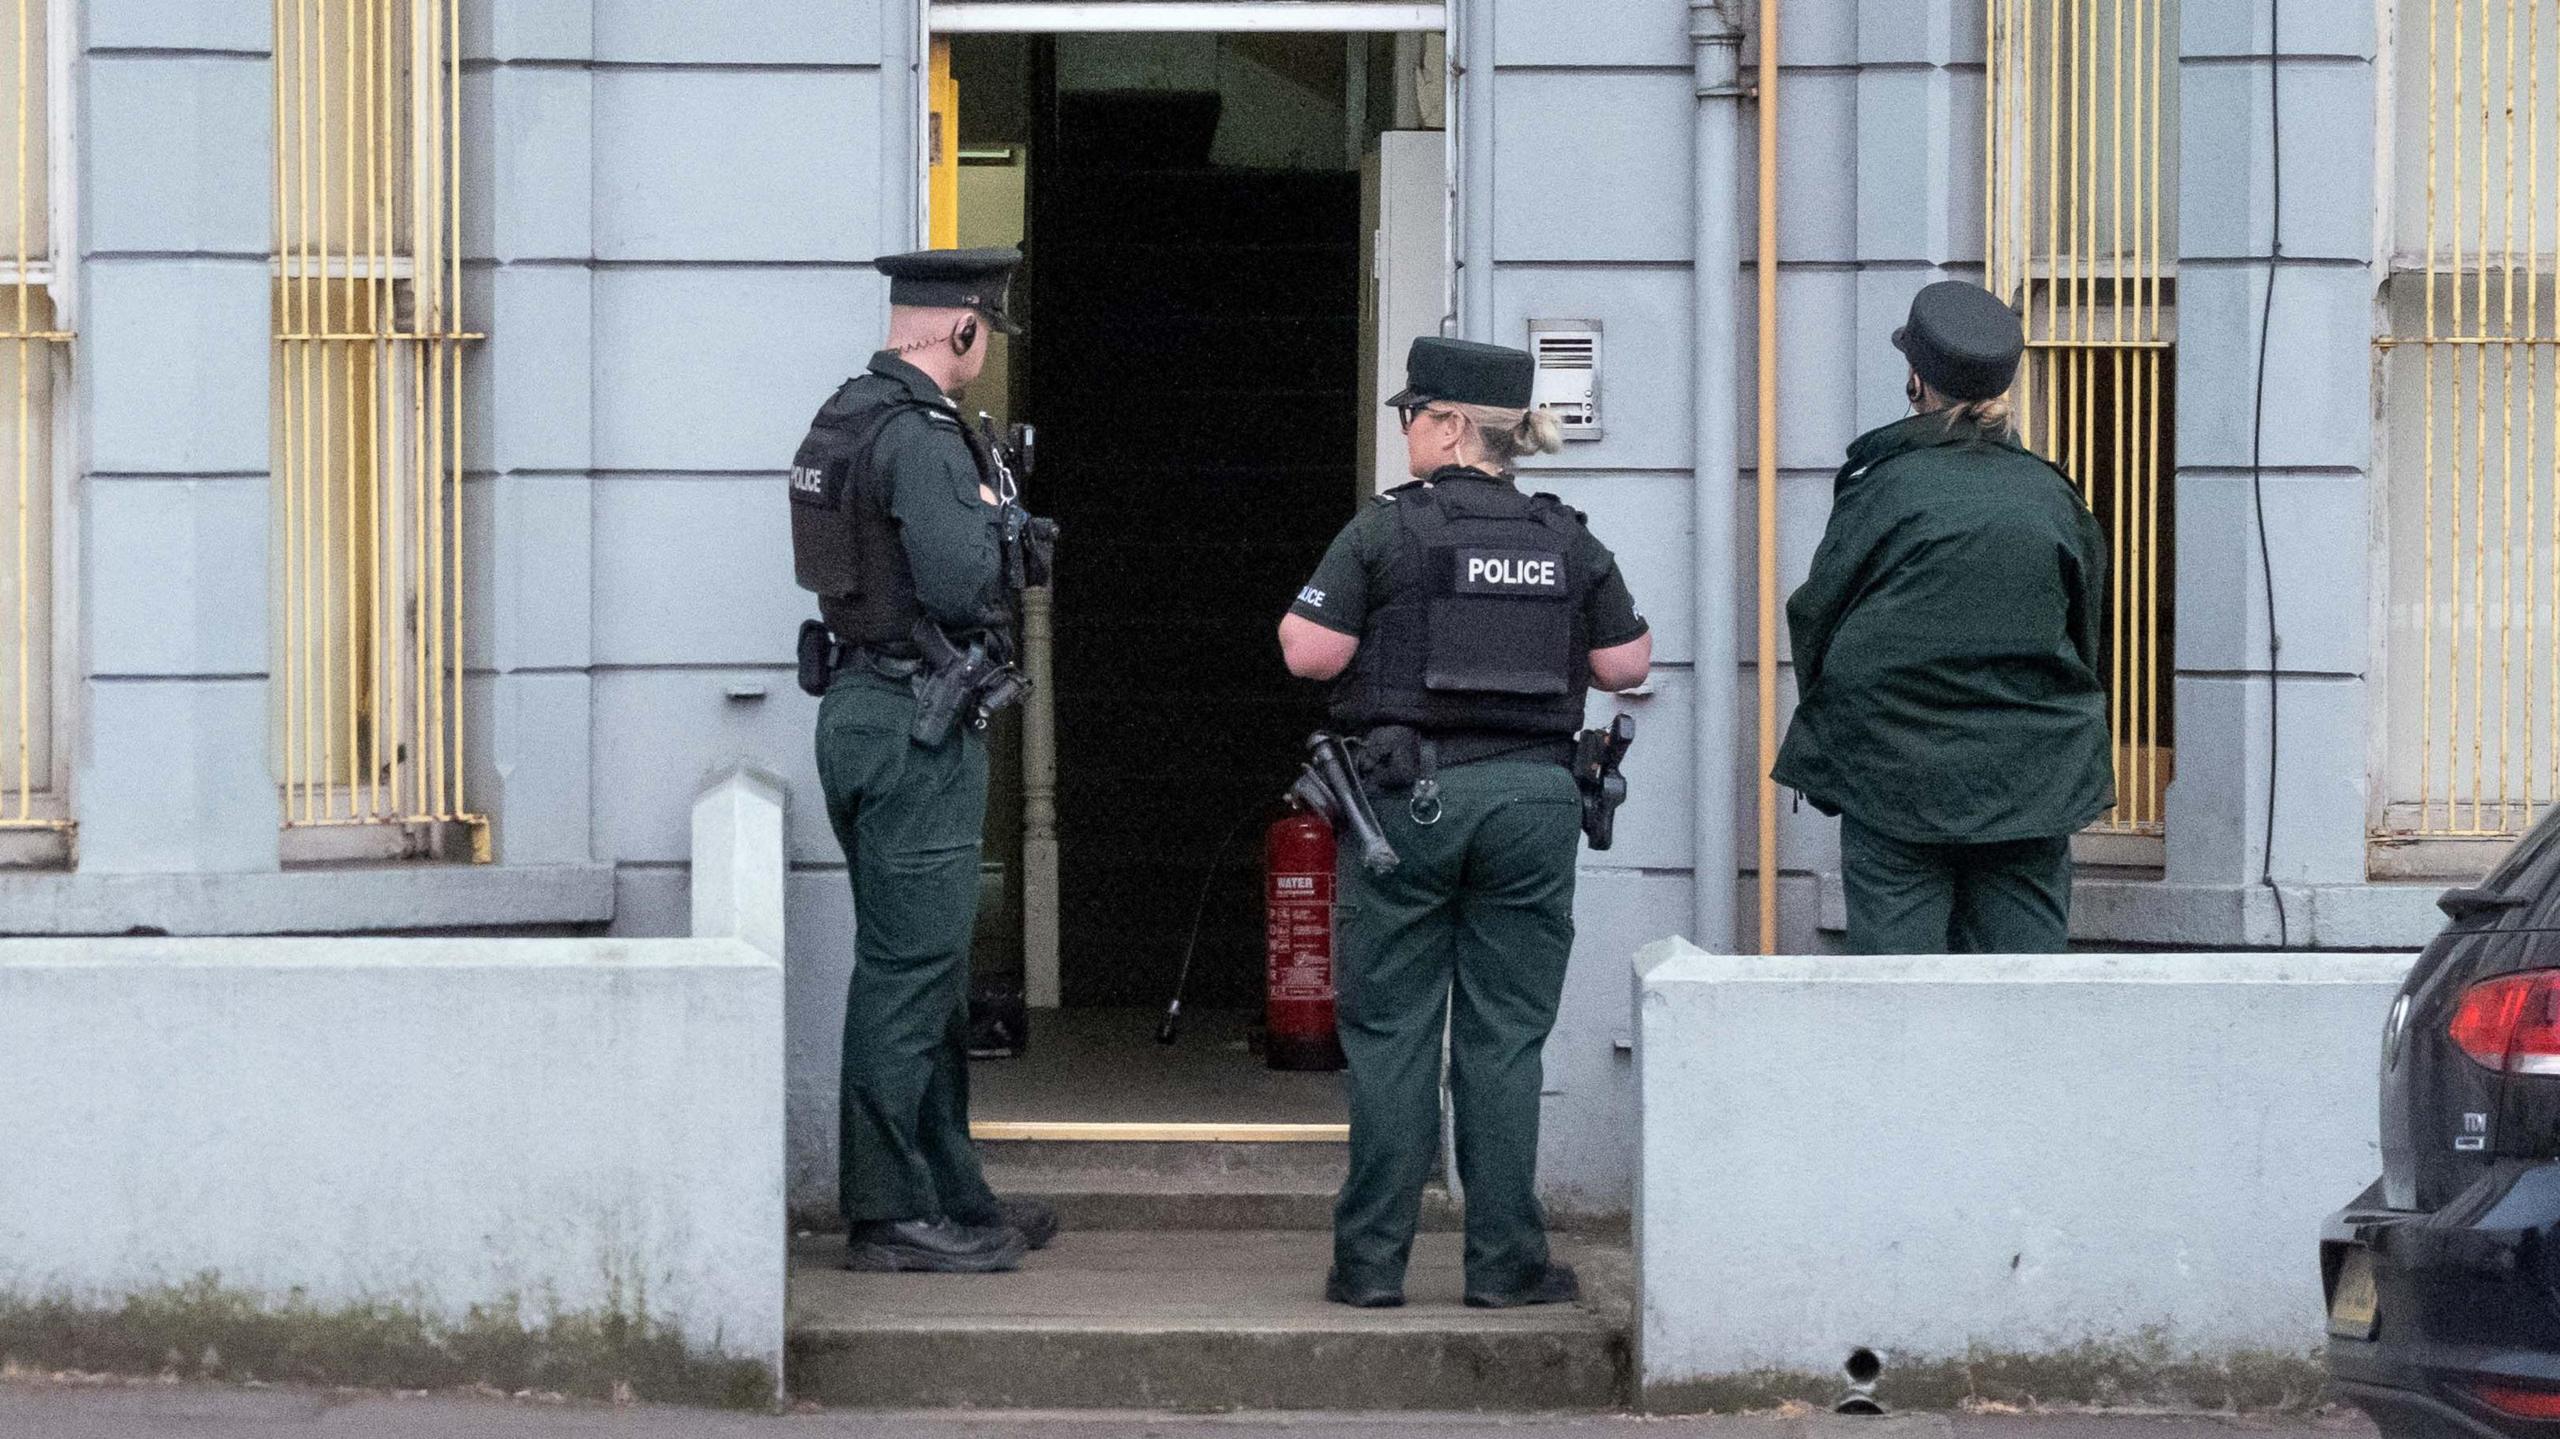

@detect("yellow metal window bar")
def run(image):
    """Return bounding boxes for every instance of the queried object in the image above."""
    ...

[272,0,485,861]
[0,0,63,833]
[1984,0,2178,839]
[2378,0,2560,850]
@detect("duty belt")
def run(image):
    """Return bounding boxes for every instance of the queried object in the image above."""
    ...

[1425,732,1577,770]
[847,646,923,683]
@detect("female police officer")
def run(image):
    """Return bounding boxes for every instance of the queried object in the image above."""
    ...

[1773,280,2113,954]
[1278,337,1652,1309]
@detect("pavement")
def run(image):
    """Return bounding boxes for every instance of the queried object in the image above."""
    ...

[0,1382,2384,1439]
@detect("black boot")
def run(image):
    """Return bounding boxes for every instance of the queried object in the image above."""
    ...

[1324,1269,1406,1309]
[952,1196,1060,1251]
[1465,1262,1580,1309]
[845,1218,1027,1274]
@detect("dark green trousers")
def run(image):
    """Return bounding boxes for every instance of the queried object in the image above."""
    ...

[818,670,1000,1227]
[1333,759,1582,1296]
[1839,815,2074,955]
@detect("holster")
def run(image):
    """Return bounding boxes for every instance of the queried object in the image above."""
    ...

[797,619,837,697]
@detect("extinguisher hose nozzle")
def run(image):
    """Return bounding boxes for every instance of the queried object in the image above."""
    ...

[1156,1001,1182,1046]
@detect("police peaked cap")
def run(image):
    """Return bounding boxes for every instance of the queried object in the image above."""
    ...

[1386,336,1538,411]
[875,246,1022,335]
[1892,281,2024,401]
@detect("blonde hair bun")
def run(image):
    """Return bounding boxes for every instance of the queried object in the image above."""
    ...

[1519,408,1567,456]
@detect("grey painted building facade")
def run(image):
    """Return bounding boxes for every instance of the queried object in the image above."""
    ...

[32,0,2445,1215]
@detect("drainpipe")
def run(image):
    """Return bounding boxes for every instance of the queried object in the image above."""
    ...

[1460,0,1495,338]
[1691,0,1746,953]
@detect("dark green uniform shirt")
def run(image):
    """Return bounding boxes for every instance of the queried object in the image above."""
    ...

[1772,412,2114,845]
[861,352,1002,634]
[1288,469,1649,647]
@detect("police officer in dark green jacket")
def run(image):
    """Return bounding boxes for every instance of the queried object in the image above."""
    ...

[1280,338,1653,1310]
[790,247,1056,1273]
[1774,281,2113,954]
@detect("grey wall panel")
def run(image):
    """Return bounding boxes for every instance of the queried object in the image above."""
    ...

[1494,0,1689,69]
[594,69,880,265]
[2183,0,2376,60]
[610,864,687,938]
[591,477,805,668]
[464,66,597,264]
[1853,67,1975,265]
[466,266,598,477]
[2175,263,2375,473]
[463,0,594,63]
[592,266,883,473]
[76,680,278,874]
[591,667,831,865]
[460,475,594,674]
[2179,60,2377,266]
[87,0,270,53]
[84,478,269,679]
[1537,867,1692,1215]
[1856,0,1972,66]
[83,260,273,476]
[2166,674,2371,888]
[1492,71,1694,264]
[84,58,271,258]
[784,868,857,1219]
[465,670,596,866]
[2173,470,2370,678]
[1495,267,1700,473]
[594,0,882,67]
[1776,70,1858,265]
[1534,471,1696,664]
[1738,267,1860,474]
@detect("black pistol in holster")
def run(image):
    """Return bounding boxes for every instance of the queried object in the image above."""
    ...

[1573,714,1635,851]
[975,414,1059,594]
[910,620,1030,746]
[1289,733,1400,875]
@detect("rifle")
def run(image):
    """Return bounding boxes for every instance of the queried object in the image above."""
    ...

[1288,732,1399,875]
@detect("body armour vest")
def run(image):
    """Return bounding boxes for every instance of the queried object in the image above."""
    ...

[1330,476,1593,738]
[789,374,950,648]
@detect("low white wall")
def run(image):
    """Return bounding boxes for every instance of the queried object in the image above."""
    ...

[0,938,785,1393]
[1634,942,2411,1403]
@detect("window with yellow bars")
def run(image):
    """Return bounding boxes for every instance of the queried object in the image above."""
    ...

[0,0,60,836]
[2379,0,2560,854]
[1983,0,2178,842]
[272,0,484,862]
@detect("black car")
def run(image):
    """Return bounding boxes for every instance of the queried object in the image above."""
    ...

[2328,808,2560,1435]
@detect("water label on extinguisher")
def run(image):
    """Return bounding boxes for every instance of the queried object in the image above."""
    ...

[1267,870,1335,1003]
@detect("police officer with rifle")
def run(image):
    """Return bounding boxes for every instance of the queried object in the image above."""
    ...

[790,246,1058,1274]
[1277,337,1652,1310]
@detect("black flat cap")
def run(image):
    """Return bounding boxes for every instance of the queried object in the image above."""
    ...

[1892,281,2024,401]
[1386,337,1537,410]
[876,246,1022,335]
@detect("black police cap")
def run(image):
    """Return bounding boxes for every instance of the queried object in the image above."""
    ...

[1891,281,2025,401]
[1386,337,1537,411]
[875,246,1022,335]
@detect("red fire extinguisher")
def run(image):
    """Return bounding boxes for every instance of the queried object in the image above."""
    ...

[1265,804,1349,1073]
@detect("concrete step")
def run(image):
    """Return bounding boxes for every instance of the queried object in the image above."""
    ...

[786,1231,1631,1412]
[975,1136,1462,1233]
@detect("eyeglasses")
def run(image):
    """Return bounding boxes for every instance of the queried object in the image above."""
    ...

[1397,402,1453,434]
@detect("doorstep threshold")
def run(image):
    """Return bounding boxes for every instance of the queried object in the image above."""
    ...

[972,1121,1349,1143]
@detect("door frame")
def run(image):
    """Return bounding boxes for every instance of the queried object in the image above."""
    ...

[912,1,1463,1015]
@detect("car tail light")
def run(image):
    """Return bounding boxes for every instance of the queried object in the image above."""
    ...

[2451,970,2560,1076]
[2476,1383,2560,1419]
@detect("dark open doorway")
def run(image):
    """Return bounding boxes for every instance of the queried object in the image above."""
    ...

[947,31,1441,1124]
